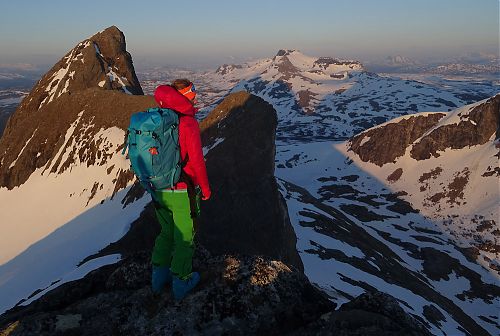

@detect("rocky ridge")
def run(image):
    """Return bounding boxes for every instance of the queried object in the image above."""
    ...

[0,250,430,336]
[199,91,303,270]
[350,95,499,165]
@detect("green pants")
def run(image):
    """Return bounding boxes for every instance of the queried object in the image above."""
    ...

[151,189,194,279]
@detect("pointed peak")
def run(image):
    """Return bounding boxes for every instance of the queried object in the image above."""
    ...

[93,26,123,38]
[4,26,143,116]
[88,26,125,48]
[275,49,300,57]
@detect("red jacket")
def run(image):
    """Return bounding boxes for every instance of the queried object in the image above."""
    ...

[153,85,211,199]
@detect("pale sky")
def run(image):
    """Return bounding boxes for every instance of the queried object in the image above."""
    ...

[0,0,498,69]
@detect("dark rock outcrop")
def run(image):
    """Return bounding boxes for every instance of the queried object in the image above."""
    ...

[313,57,363,70]
[215,64,242,76]
[411,95,500,160]
[0,249,433,336]
[275,49,296,57]
[199,91,303,271]
[294,291,432,336]
[0,250,333,336]
[349,113,446,166]
[350,95,500,166]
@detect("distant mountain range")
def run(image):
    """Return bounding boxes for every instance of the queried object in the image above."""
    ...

[191,49,498,142]
[366,54,500,75]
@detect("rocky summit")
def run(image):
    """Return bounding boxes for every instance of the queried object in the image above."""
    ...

[0,249,430,336]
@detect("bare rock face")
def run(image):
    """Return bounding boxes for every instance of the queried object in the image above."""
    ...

[199,91,303,271]
[0,26,151,189]
[313,57,363,70]
[411,95,500,160]
[349,95,500,166]
[349,113,446,166]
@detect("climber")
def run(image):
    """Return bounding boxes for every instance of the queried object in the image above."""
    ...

[151,79,211,300]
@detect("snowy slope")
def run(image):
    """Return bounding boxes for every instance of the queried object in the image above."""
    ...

[0,124,149,314]
[341,95,500,272]
[275,137,499,336]
[1,124,134,264]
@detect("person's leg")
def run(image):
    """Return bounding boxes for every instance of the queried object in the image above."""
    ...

[151,202,174,267]
[158,190,194,278]
[155,189,200,300]
[150,196,175,293]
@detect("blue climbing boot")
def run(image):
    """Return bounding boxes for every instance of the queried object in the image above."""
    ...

[151,264,172,294]
[172,272,200,300]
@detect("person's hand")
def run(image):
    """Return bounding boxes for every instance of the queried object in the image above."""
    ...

[202,189,211,201]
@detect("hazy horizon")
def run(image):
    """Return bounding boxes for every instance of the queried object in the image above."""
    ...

[1,0,498,71]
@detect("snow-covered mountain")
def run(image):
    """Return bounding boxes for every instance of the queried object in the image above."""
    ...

[193,49,498,142]
[0,26,155,313]
[345,95,500,272]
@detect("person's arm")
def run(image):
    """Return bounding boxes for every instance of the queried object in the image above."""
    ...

[185,122,211,200]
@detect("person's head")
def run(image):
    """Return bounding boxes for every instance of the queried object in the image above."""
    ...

[171,79,196,102]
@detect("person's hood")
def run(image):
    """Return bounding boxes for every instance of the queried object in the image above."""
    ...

[153,85,197,116]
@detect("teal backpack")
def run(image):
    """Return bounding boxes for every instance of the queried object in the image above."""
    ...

[123,107,182,194]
